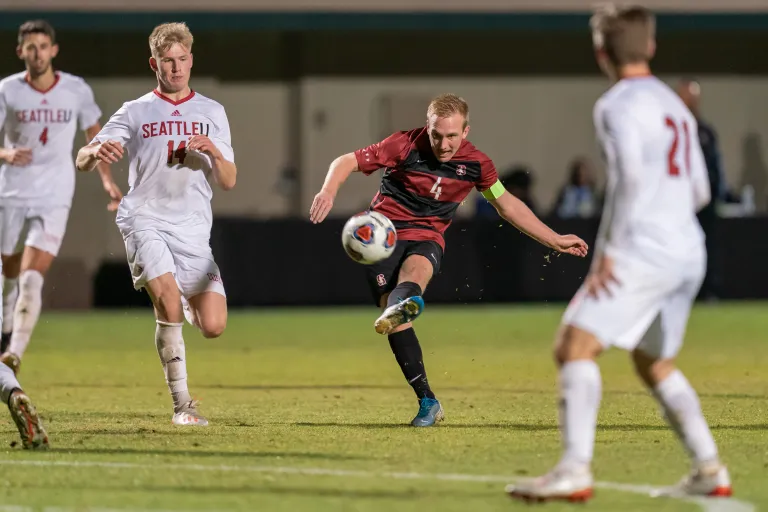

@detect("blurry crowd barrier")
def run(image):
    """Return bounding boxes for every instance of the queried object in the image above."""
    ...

[90,215,768,309]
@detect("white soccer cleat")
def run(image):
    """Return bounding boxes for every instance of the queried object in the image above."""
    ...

[172,400,209,426]
[505,465,594,503]
[651,462,733,498]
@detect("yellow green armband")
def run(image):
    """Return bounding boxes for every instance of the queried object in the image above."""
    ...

[481,180,506,201]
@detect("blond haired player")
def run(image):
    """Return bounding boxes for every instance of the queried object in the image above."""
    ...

[0,20,123,373]
[506,5,732,502]
[76,22,236,426]
[311,94,588,426]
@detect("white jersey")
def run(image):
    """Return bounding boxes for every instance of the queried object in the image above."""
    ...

[593,76,710,267]
[0,71,101,208]
[93,90,234,239]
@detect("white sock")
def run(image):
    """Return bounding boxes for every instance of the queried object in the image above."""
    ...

[2,277,18,335]
[653,370,719,466]
[0,360,21,404]
[155,321,192,412]
[8,270,43,359]
[558,360,602,470]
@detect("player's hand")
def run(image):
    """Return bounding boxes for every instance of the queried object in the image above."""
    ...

[553,234,589,257]
[187,135,220,158]
[310,190,335,224]
[2,147,33,167]
[102,179,124,212]
[585,254,620,298]
[96,140,124,164]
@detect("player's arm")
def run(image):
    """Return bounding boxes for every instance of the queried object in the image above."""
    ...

[84,123,123,211]
[76,103,131,172]
[310,131,411,224]
[0,86,32,167]
[188,106,236,191]
[484,185,588,257]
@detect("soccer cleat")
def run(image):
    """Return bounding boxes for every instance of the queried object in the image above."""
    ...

[651,462,732,498]
[0,352,21,375]
[8,390,49,450]
[172,400,209,426]
[0,332,11,354]
[411,397,444,427]
[505,465,594,503]
[374,296,425,335]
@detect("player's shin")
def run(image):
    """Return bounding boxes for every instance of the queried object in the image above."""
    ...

[0,361,21,404]
[155,320,193,411]
[2,277,18,345]
[653,370,719,466]
[8,270,43,359]
[387,328,435,400]
[558,360,602,470]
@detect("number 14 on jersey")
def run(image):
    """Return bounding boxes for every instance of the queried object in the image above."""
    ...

[167,140,187,165]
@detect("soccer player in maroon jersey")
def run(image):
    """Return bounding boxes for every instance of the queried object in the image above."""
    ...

[310,94,588,426]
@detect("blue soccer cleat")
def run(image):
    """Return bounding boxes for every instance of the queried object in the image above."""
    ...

[411,397,444,427]
[374,296,425,335]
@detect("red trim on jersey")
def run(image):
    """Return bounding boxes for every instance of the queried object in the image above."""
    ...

[153,89,196,106]
[24,71,60,94]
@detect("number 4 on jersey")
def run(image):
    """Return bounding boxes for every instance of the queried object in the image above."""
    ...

[665,116,690,176]
[39,127,48,146]
[167,140,187,165]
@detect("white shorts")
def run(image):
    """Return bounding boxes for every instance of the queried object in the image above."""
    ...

[124,229,225,300]
[562,253,705,360]
[0,205,70,257]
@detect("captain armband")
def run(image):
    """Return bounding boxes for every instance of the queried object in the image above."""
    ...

[481,180,506,201]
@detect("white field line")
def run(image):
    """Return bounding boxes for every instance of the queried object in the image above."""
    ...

[0,459,755,512]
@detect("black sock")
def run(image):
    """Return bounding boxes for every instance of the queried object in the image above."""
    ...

[387,281,423,308]
[388,328,435,400]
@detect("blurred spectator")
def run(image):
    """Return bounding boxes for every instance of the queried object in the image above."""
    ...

[551,157,601,218]
[476,165,538,217]
[677,78,724,299]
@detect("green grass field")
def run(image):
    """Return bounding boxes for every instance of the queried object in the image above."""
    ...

[0,303,765,511]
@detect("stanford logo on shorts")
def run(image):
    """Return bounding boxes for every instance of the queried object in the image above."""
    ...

[376,274,387,287]
[456,164,467,176]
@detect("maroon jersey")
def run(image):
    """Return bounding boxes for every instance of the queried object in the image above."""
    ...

[353,127,498,250]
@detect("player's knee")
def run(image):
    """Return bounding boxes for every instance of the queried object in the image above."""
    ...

[199,315,226,339]
[632,349,675,388]
[554,325,602,366]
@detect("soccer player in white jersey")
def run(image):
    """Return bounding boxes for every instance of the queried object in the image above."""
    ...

[76,22,236,426]
[0,20,123,373]
[506,5,733,502]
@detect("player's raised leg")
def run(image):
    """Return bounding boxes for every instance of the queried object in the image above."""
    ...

[375,253,433,335]
[185,292,227,339]
[146,273,207,426]
[633,279,731,498]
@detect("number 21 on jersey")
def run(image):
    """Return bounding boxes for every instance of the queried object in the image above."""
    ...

[665,116,690,176]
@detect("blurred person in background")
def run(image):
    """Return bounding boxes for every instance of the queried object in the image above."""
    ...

[552,156,601,218]
[677,78,724,300]
[475,164,538,217]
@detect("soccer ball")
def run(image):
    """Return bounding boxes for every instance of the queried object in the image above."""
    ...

[341,211,397,264]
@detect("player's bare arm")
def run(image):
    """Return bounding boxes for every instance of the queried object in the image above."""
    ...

[85,124,123,211]
[310,152,359,224]
[75,139,124,172]
[488,190,589,258]
[187,134,236,191]
[0,147,32,167]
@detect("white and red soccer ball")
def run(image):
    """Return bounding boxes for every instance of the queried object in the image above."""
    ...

[341,211,397,264]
